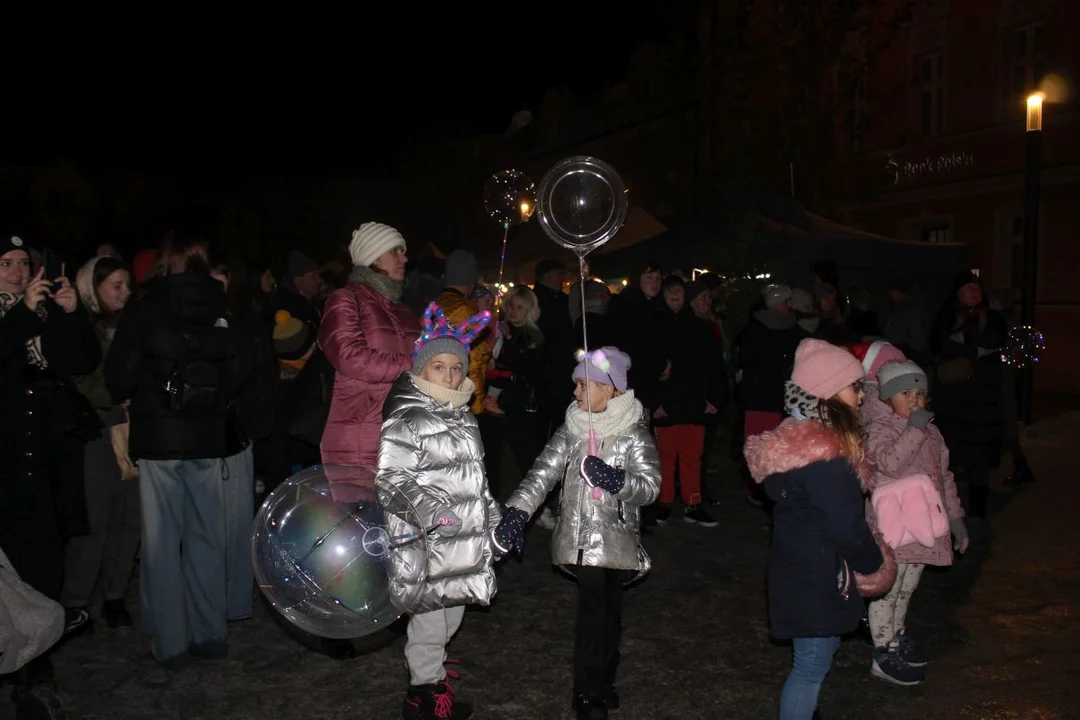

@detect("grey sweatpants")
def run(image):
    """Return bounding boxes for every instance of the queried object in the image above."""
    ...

[405,605,465,686]
[61,428,141,608]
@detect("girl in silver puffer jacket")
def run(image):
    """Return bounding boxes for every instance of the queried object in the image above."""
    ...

[377,302,498,720]
[495,346,660,720]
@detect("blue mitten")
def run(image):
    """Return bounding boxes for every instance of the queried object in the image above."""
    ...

[581,455,626,495]
[492,507,528,556]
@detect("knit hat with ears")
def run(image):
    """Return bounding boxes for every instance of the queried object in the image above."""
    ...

[845,339,906,382]
[411,302,492,375]
[573,346,632,393]
[791,338,865,400]
[349,222,407,267]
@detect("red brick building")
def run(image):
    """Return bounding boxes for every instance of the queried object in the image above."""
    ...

[830,0,1080,392]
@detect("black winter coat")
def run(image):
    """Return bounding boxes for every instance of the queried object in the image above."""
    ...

[1,297,100,547]
[737,309,807,413]
[651,308,725,426]
[104,273,253,460]
[744,418,884,639]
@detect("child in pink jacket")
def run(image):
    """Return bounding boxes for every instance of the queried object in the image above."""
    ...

[864,359,968,687]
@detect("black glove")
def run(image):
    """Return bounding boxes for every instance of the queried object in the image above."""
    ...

[580,455,626,495]
[492,507,528,556]
[908,407,935,430]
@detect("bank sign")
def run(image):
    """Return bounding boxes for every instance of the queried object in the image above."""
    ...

[885,152,974,184]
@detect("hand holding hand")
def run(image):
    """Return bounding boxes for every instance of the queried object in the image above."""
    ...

[653,406,667,419]
[704,401,719,415]
[492,507,528,557]
[580,455,626,495]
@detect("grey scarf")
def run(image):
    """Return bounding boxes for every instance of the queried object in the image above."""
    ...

[349,265,404,303]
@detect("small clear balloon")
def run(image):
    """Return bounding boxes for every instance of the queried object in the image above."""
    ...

[536,156,628,256]
[251,465,428,639]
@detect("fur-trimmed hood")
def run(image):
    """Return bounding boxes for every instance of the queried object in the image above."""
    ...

[744,417,872,489]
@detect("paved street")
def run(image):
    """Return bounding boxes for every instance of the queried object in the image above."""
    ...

[6,409,1079,719]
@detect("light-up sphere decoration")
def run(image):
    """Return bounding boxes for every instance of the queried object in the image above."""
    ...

[251,465,428,639]
[536,156,628,256]
[483,169,537,227]
[1000,325,1046,369]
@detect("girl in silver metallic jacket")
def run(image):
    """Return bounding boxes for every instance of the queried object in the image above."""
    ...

[377,303,498,720]
[494,346,660,720]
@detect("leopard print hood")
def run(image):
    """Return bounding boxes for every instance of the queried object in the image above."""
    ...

[784,380,822,421]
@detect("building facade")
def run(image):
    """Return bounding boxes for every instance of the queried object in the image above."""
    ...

[830,0,1080,393]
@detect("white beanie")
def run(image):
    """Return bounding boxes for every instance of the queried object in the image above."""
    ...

[763,283,793,308]
[349,222,406,267]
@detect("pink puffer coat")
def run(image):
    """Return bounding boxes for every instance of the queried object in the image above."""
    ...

[864,401,965,567]
[318,281,420,474]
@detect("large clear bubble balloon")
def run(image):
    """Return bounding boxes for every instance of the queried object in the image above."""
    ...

[252,465,428,639]
[536,156,628,256]
[483,169,537,226]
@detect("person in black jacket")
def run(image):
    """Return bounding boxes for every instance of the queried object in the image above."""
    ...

[1,234,100,718]
[744,339,894,720]
[650,276,724,527]
[105,231,252,669]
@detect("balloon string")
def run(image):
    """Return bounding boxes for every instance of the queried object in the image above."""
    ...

[496,222,509,309]
[579,254,595,453]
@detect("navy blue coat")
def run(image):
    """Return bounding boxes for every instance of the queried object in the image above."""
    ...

[745,418,884,639]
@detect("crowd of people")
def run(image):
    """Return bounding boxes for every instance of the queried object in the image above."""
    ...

[0,224,1030,720]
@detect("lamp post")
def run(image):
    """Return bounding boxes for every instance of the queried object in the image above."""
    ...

[1018,91,1044,425]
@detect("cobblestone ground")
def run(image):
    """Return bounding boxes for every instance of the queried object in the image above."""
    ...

[5,411,1079,719]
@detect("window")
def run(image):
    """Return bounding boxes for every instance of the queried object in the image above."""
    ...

[922,223,951,244]
[1009,24,1046,111]
[911,52,946,137]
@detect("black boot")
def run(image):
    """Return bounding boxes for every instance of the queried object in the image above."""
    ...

[102,599,133,628]
[603,650,620,709]
[402,683,473,719]
[1007,456,1036,486]
[573,693,608,720]
[968,485,989,519]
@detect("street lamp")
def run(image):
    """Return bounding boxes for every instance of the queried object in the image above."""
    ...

[1018,91,1044,424]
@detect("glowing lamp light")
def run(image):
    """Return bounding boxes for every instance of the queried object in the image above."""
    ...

[1026,92,1045,132]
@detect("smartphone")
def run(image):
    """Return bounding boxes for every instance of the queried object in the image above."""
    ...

[42,247,65,280]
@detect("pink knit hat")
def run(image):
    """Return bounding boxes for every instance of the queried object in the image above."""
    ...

[791,338,866,399]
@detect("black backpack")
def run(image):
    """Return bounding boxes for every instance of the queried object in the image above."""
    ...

[164,324,228,414]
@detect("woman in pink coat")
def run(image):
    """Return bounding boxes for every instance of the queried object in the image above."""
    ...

[319,222,420,472]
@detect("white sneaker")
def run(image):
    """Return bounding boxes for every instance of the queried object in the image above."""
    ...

[537,508,557,530]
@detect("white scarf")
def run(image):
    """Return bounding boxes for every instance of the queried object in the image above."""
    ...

[412,376,476,409]
[0,292,48,368]
[565,389,643,441]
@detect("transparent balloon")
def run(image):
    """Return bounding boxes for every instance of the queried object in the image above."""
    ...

[483,169,537,227]
[536,156,628,255]
[251,465,428,639]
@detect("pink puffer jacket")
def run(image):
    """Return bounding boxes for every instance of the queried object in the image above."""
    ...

[864,401,965,567]
[318,282,420,474]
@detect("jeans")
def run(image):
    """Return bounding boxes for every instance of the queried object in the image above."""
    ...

[779,636,842,720]
[139,458,228,664]
[223,445,255,621]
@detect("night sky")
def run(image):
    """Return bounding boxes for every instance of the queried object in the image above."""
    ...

[8,4,676,177]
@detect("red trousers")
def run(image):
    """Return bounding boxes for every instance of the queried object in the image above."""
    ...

[656,424,706,505]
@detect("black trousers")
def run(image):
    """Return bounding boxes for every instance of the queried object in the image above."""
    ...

[573,566,629,698]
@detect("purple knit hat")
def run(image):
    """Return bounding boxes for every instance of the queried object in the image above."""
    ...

[573,346,631,392]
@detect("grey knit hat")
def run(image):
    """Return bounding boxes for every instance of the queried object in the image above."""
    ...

[877,359,928,400]
[412,337,470,375]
